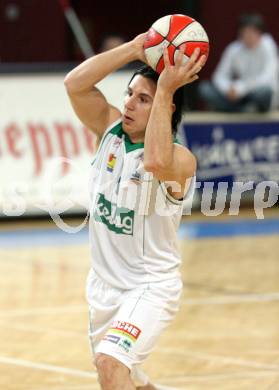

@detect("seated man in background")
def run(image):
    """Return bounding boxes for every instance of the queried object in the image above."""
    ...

[99,34,126,52]
[198,13,279,112]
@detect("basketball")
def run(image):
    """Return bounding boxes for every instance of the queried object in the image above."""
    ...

[143,14,210,73]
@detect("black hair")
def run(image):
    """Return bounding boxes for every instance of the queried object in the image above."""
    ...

[128,65,184,136]
[238,13,265,33]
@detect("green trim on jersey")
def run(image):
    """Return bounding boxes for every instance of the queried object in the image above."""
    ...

[109,122,123,136]
[91,121,122,166]
[108,121,144,153]
[173,137,182,145]
[124,133,144,153]
[92,120,182,164]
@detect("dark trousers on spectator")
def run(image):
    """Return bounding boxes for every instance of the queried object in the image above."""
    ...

[198,81,272,112]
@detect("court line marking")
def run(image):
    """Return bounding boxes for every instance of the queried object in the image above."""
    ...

[1,291,279,320]
[0,308,279,369]
[1,354,278,388]
[181,292,279,305]
[36,385,100,390]
[1,319,275,347]
[35,384,180,390]
[1,340,278,376]
[37,383,105,390]
[36,386,98,390]
[1,319,279,367]
[159,348,279,371]
[0,305,87,318]
[0,300,278,386]
[266,377,279,390]
[0,355,181,390]
[251,350,279,355]
[2,320,278,372]
[0,320,86,338]
[159,370,279,384]
[0,356,97,379]
[1,352,278,387]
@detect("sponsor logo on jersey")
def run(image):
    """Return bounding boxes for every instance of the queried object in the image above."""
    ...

[103,333,133,353]
[108,321,141,341]
[94,193,134,235]
[118,338,132,353]
[106,137,122,172]
[103,334,120,344]
[130,153,144,184]
[107,153,116,172]
[113,137,122,147]
[130,170,141,183]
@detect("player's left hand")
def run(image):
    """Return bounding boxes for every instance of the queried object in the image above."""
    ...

[227,87,238,101]
[158,45,207,93]
[132,32,149,64]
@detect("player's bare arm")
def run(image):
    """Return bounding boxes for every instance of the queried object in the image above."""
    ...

[144,45,206,198]
[64,33,147,138]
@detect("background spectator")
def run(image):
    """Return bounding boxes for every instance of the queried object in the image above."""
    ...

[98,34,126,53]
[198,13,279,112]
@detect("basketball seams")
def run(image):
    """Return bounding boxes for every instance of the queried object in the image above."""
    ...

[168,18,196,44]
[144,42,163,50]
[168,44,176,65]
[184,40,210,44]
[152,29,165,39]
[144,14,209,73]
[172,21,209,47]
[150,22,208,68]
[150,29,165,40]
[165,14,174,41]
[148,42,208,60]
[156,56,165,73]
[151,14,172,36]
[144,30,165,49]
[164,14,172,40]
[152,18,197,46]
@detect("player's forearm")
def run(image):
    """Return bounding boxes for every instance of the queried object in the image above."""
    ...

[144,87,174,170]
[64,41,138,93]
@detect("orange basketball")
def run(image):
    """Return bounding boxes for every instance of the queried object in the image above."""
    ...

[144,14,210,73]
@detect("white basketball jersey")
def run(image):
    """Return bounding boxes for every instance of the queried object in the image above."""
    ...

[89,119,195,289]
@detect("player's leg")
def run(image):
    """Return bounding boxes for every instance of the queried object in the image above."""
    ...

[95,352,158,389]
[87,269,130,387]
[198,80,235,111]
[245,86,272,112]
[95,353,136,390]
[95,277,183,389]
[87,270,149,388]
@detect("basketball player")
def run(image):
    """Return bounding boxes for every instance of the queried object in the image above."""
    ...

[64,33,206,390]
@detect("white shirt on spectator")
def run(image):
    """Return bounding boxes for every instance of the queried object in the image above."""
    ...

[212,33,279,107]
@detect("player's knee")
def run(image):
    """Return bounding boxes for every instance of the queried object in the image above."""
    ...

[95,353,128,385]
[96,353,112,375]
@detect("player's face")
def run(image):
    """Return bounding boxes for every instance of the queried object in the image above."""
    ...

[123,75,157,141]
[239,26,261,49]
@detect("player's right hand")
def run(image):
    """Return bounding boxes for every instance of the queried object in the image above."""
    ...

[132,33,148,64]
[158,45,206,93]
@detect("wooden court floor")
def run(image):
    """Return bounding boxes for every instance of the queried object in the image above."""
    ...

[0,210,279,390]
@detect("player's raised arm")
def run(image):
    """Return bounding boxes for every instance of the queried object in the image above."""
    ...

[144,46,206,192]
[64,33,147,138]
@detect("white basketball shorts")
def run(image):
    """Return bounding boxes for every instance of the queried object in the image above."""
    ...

[86,268,183,385]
